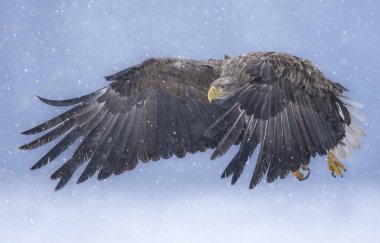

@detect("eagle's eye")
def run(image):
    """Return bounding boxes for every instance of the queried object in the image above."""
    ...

[221,84,228,89]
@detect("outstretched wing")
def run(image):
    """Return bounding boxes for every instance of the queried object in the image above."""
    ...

[20,57,225,190]
[211,52,350,188]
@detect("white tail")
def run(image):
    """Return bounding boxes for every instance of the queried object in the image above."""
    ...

[333,97,366,159]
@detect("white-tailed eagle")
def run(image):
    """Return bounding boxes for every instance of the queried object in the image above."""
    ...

[20,52,365,190]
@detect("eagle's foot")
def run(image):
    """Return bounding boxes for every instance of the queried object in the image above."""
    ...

[292,164,310,181]
[327,151,346,177]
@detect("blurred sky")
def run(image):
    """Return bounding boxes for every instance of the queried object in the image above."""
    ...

[1,0,380,242]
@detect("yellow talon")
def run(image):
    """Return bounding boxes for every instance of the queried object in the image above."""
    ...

[292,164,310,181]
[327,151,347,177]
[292,171,305,180]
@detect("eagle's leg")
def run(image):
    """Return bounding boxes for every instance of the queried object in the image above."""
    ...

[292,164,310,181]
[327,151,346,177]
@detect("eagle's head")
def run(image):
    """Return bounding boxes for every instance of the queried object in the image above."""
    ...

[208,77,237,102]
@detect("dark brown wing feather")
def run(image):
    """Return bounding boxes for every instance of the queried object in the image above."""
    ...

[213,52,350,188]
[20,57,225,190]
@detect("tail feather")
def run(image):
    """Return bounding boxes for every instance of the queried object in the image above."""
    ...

[333,97,366,160]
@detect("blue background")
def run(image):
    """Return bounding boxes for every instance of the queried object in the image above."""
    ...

[1,0,379,242]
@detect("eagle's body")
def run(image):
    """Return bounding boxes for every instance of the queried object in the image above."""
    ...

[20,52,365,190]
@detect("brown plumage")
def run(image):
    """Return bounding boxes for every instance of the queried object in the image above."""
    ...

[20,52,364,190]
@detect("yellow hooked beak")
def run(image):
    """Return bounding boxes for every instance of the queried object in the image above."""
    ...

[208,85,222,103]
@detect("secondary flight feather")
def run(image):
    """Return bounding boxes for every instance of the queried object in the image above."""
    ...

[20,52,365,190]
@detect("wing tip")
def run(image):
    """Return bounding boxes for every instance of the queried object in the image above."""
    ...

[104,75,113,81]
[19,141,41,150]
[231,174,239,185]
[35,88,105,107]
[76,174,88,184]
[50,164,73,191]
[211,150,222,160]
[36,95,51,104]
[54,181,65,191]
[36,95,69,107]
[221,163,243,186]
[30,164,39,170]
[248,177,260,189]
[20,130,33,135]
[18,144,29,150]
[51,175,68,191]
